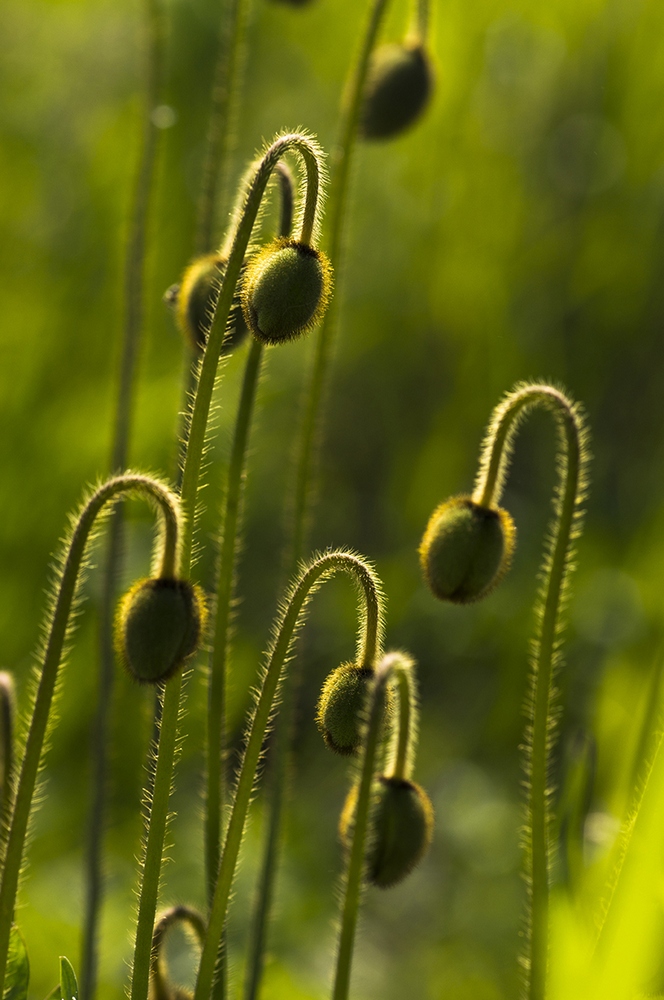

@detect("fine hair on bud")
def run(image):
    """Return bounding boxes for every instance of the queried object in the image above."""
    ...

[340,775,434,888]
[241,237,332,344]
[419,494,515,603]
[316,662,392,757]
[115,578,207,684]
[361,42,434,141]
[167,253,248,354]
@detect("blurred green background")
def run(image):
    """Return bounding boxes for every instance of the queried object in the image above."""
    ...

[3,0,664,996]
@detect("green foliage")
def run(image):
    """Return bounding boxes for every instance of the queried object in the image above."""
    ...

[58,957,78,1000]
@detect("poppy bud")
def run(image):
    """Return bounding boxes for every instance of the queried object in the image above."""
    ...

[166,253,248,354]
[316,663,376,756]
[340,775,434,888]
[361,42,434,141]
[241,237,332,344]
[419,495,515,604]
[115,578,207,684]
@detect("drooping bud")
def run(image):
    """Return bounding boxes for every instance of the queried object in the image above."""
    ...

[419,495,515,603]
[340,775,434,888]
[241,237,332,344]
[166,253,248,354]
[115,578,207,684]
[316,662,392,756]
[361,42,434,141]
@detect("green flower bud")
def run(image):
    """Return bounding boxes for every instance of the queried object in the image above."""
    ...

[241,237,332,344]
[361,42,434,141]
[115,578,207,684]
[419,495,515,604]
[166,253,247,354]
[316,662,392,756]
[340,775,434,888]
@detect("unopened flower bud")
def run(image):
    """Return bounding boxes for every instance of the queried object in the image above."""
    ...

[419,495,515,603]
[361,42,434,141]
[316,662,393,756]
[115,578,207,684]
[241,237,332,344]
[167,253,248,354]
[340,775,434,888]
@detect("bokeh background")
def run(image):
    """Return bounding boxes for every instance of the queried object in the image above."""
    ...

[2,0,664,996]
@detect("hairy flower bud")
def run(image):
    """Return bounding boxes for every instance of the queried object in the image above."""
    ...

[419,495,515,603]
[115,578,207,684]
[361,42,434,141]
[340,775,434,888]
[316,662,392,756]
[166,253,248,354]
[241,237,332,344]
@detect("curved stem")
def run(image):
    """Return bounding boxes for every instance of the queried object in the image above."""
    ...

[196,0,253,255]
[151,904,205,1000]
[193,551,384,1000]
[389,663,415,782]
[179,132,325,574]
[473,384,589,1000]
[0,475,181,999]
[332,652,410,1000]
[129,134,325,1000]
[206,161,294,909]
[83,1,166,993]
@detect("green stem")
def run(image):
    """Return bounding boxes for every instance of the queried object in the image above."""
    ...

[0,475,180,999]
[206,337,263,903]
[412,0,429,42]
[0,674,15,844]
[151,904,205,1000]
[129,132,325,1000]
[179,132,324,575]
[195,0,253,254]
[83,1,166,994]
[332,652,409,1000]
[194,551,384,1000]
[390,665,413,781]
[206,162,294,909]
[473,384,589,1000]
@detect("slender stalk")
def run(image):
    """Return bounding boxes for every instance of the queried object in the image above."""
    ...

[332,652,412,1000]
[205,336,263,903]
[129,133,326,1000]
[412,0,430,42]
[0,476,181,999]
[390,665,412,781]
[472,383,589,1000]
[194,551,384,1000]
[206,162,294,907]
[82,1,166,995]
[0,675,15,844]
[151,905,205,1000]
[196,0,253,255]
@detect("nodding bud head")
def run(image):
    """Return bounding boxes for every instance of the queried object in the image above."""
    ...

[166,253,248,354]
[316,662,392,756]
[361,42,434,141]
[241,237,332,345]
[419,495,515,604]
[115,578,207,684]
[340,776,434,888]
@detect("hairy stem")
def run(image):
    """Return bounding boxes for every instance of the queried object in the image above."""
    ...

[473,384,588,1000]
[194,551,384,1000]
[0,476,180,999]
